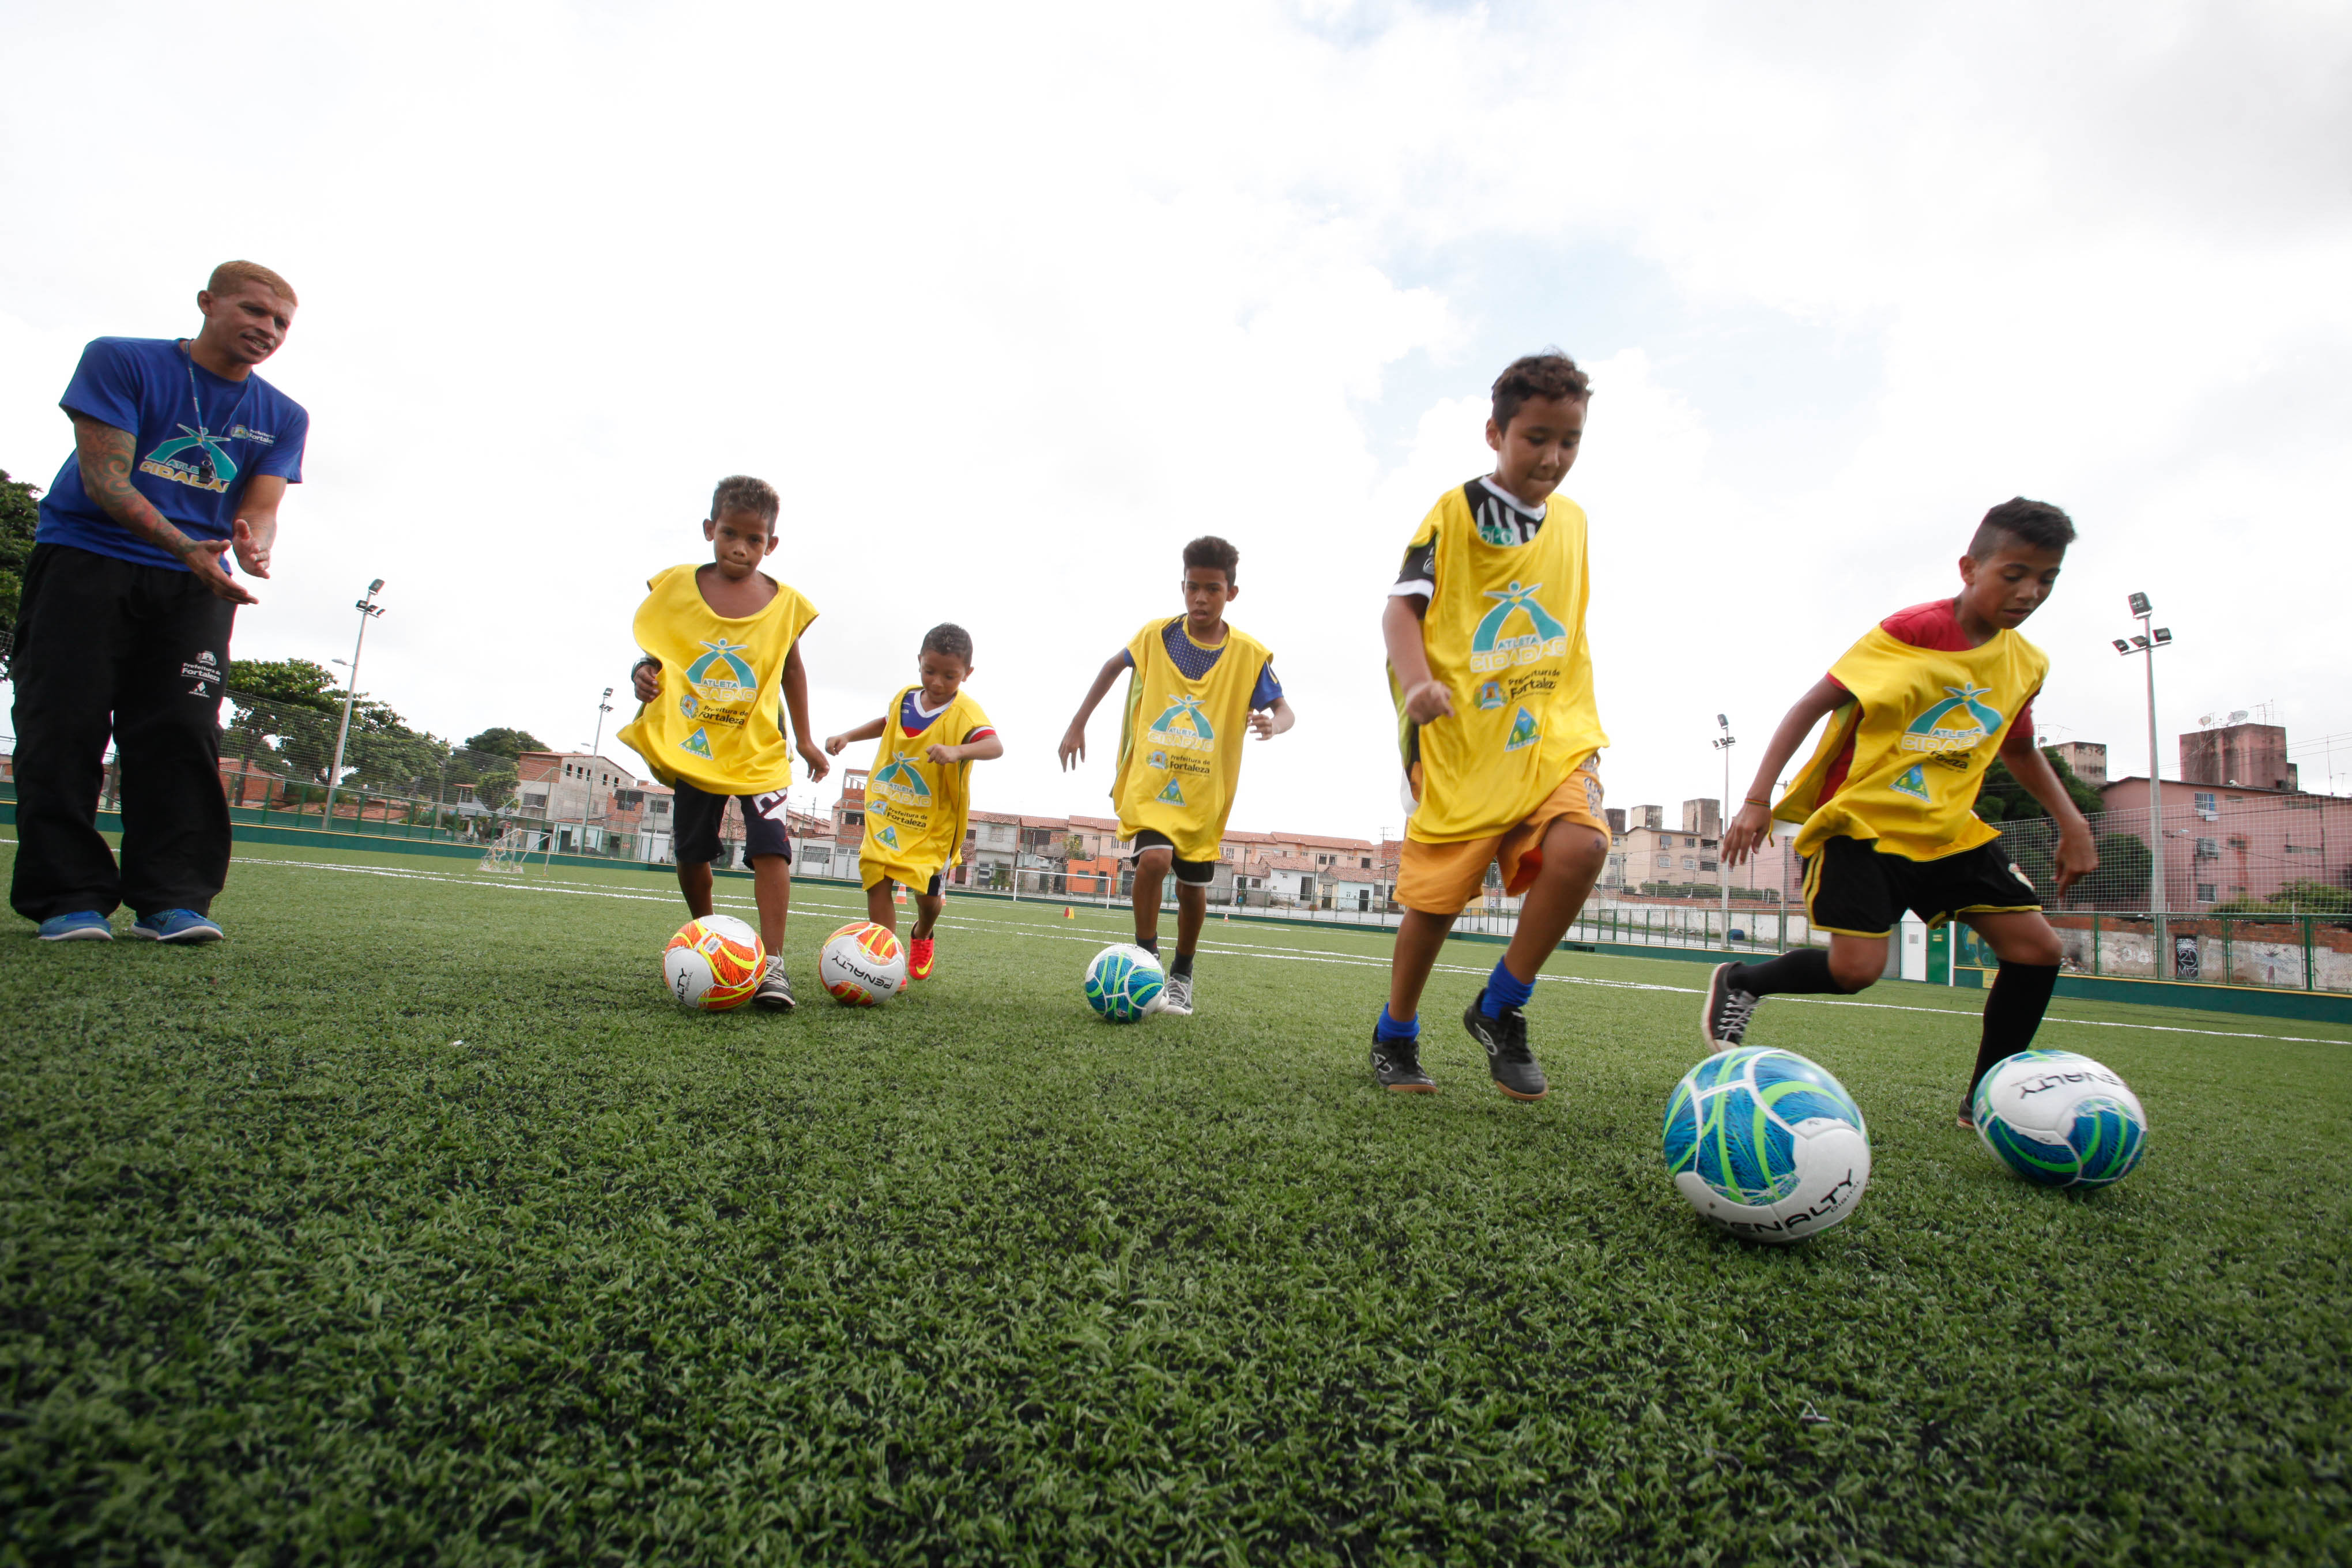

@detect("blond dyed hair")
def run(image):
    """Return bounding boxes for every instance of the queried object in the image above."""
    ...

[206,259,298,307]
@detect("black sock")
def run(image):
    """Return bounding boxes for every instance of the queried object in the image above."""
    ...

[1729,948,1852,997]
[1171,952,1194,979]
[1137,937,1159,956]
[1972,962,2059,1100]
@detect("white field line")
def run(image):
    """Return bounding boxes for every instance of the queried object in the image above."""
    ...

[2,839,2339,1047]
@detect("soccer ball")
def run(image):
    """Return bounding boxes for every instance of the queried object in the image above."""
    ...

[820,921,907,1007]
[663,914,765,1011]
[1662,1047,1872,1243]
[1084,943,1164,1022]
[1974,1049,2148,1188]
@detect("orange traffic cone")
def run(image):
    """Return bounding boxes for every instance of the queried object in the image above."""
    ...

[894,884,907,904]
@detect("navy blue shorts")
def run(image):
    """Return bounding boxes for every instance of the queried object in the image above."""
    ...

[672,779,793,866]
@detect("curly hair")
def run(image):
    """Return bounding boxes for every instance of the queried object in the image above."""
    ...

[1491,352,1592,431]
[1181,535,1241,586]
[921,622,974,666]
[708,474,781,530]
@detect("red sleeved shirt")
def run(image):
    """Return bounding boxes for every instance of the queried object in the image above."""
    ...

[1818,599,2036,798]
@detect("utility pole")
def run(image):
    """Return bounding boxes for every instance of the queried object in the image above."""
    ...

[2112,594,2174,968]
[545,687,616,870]
[1713,713,1736,948]
[322,579,385,829]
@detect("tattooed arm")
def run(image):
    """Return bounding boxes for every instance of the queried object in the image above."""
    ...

[69,413,257,605]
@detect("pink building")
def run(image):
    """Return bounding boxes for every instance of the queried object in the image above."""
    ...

[2099,777,2351,909]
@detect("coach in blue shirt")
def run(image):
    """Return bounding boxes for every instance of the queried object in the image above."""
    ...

[11,261,308,943]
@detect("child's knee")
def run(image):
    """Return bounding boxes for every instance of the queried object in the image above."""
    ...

[1827,949,1884,992]
[2008,928,2064,967]
[1135,846,1174,873]
[1539,824,1608,883]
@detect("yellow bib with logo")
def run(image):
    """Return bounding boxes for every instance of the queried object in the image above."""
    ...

[858,685,993,888]
[1775,624,2049,861]
[616,564,817,795]
[1110,618,1272,862]
[1393,483,1607,843]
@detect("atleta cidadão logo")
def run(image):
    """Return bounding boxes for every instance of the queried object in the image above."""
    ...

[1900,683,2004,755]
[139,424,269,493]
[1469,582,1569,675]
[870,753,934,806]
[1147,695,1215,753]
[685,638,759,700]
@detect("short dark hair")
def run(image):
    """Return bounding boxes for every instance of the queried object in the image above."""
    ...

[921,622,974,666]
[1491,352,1592,431]
[709,474,781,532]
[1970,497,2076,559]
[1182,535,1240,586]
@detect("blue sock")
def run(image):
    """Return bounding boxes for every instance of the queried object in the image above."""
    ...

[1482,959,1535,1017]
[1375,1005,1420,1042]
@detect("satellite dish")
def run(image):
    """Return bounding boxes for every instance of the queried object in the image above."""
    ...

[2199,714,2215,728]
[2227,709,2249,725]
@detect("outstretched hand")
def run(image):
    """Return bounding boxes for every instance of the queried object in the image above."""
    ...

[2053,820,2098,898]
[1058,724,1086,771]
[184,538,259,605]
[798,738,832,784]
[231,518,271,579]
[1721,802,1775,868]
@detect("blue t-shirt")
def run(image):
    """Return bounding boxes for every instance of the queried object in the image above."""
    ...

[1118,620,1283,709]
[37,336,308,572]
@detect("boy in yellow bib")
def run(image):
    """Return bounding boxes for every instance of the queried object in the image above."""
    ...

[823,623,1002,981]
[1058,536,1294,1016]
[617,475,830,1011]
[1373,353,1611,1100]
[1716,499,2098,1126]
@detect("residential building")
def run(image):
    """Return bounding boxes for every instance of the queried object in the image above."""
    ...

[514,751,657,850]
[832,768,868,840]
[2179,722,2296,793]
[1682,798,1721,838]
[2098,775,2351,908]
[2050,741,2108,786]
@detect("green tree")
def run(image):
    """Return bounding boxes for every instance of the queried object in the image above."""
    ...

[464,727,548,761]
[227,658,345,715]
[2068,831,2153,909]
[0,469,40,634]
[473,767,519,809]
[1978,747,2104,822]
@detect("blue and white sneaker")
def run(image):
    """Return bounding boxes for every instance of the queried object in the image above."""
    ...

[131,909,224,944]
[37,911,114,942]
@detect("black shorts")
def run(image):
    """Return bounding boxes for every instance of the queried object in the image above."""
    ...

[1803,835,2039,938]
[1130,830,1216,886]
[672,779,793,866]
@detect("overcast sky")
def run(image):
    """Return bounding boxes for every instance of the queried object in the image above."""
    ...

[6,1,2349,833]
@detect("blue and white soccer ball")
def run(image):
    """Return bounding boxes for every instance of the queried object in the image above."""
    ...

[1974,1049,2148,1188]
[1084,943,1165,1023]
[1663,1047,1872,1243]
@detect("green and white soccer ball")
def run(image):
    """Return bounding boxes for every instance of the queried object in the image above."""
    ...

[1084,943,1164,1022]
[1974,1049,2149,1188]
[1662,1046,1872,1243]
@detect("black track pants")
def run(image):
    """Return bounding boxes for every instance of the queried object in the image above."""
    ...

[9,543,236,922]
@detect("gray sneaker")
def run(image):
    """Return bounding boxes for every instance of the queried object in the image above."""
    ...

[753,956,796,1012]
[1159,971,1194,1016]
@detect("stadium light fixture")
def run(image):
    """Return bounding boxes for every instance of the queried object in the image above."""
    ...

[2112,639,2131,653]
[322,579,387,828]
[1712,714,1736,941]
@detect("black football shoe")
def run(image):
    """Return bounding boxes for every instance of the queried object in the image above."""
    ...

[1370,1030,1437,1092]
[1700,963,1759,1050]
[1462,991,1547,1101]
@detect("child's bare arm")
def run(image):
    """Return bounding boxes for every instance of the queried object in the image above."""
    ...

[1722,677,1850,868]
[1249,696,1295,740]
[926,733,1007,765]
[782,640,830,783]
[2000,728,2098,895]
[1382,597,1452,723]
[1058,653,1129,771]
[826,716,887,755]
[631,655,662,704]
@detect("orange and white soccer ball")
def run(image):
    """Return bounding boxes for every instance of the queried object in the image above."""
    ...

[662,914,765,1011]
[820,920,907,1006]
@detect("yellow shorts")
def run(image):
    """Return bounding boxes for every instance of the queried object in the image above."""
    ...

[1395,754,1607,917]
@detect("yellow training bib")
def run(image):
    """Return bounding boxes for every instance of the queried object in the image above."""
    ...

[1110,617,1273,862]
[1393,483,1607,842]
[1776,624,2049,861]
[858,686,994,889]
[616,564,817,796]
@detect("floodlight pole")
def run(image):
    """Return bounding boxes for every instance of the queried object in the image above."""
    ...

[1713,714,1735,948]
[322,579,386,830]
[545,687,616,870]
[2115,595,2174,966]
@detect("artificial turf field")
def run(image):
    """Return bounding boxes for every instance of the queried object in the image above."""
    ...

[2,842,2346,1567]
